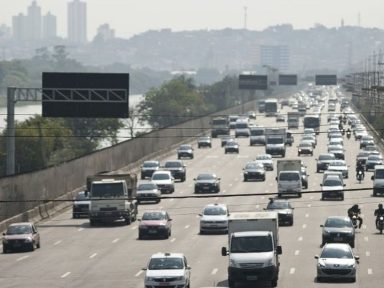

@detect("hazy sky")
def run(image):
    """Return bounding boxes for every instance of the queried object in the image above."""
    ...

[1,0,384,39]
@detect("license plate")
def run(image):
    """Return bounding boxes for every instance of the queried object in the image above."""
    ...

[246,275,258,280]
[334,237,343,241]
[149,230,157,234]
[159,283,170,286]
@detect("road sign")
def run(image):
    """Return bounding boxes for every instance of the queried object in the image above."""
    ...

[239,75,268,90]
[315,75,337,85]
[278,74,297,85]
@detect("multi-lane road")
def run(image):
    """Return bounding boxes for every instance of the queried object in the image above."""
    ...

[0,96,383,288]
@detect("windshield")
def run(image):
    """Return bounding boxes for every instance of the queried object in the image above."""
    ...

[375,170,384,178]
[325,218,352,228]
[267,201,290,209]
[142,212,165,220]
[267,137,283,144]
[148,258,184,270]
[143,162,158,168]
[236,123,248,129]
[91,182,124,197]
[197,174,215,180]
[138,183,157,190]
[165,161,182,168]
[304,117,320,128]
[300,142,311,147]
[179,145,191,150]
[152,173,170,180]
[321,247,353,259]
[7,225,32,235]
[251,129,264,136]
[279,173,300,181]
[256,155,270,160]
[203,206,227,215]
[231,235,273,253]
[245,163,263,170]
[319,155,334,161]
[323,179,342,186]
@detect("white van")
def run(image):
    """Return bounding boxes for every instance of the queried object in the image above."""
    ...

[277,171,302,197]
[372,165,384,196]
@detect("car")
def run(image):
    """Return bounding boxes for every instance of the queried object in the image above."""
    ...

[316,153,336,173]
[301,135,316,147]
[365,154,384,171]
[143,252,191,288]
[321,216,355,247]
[221,135,234,147]
[354,128,367,140]
[303,128,316,137]
[320,175,345,200]
[72,191,90,218]
[328,145,345,160]
[328,138,343,147]
[2,222,40,253]
[249,126,266,146]
[151,170,175,193]
[276,114,285,122]
[199,203,229,234]
[327,160,349,178]
[264,198,294,226]
[243,162,266,181]
[247,111,256,119]
[137,181,161,203]
[194,173,221,193]
[138,210,172,239]
[298,141,313,156]
[197,136,212,148]
[163,160,186,182]
[363,144,379,153]
[140,160,160,179]
[177,144,194,159]
[356,150,370,166]
[360,135,375,149]
[224,141,239,154]
[301,164,309,189]
[315,243,359,282]
[255,154,274,171]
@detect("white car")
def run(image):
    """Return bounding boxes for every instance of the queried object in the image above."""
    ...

[199,203,229,234]
[255,154,274,171]
[315,243,359,282]
[144,252,191,288]
[136,181,161,203]
[151,171,175,194]
[327,160,349,178]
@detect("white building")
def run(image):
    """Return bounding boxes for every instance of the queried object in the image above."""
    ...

[43,12,57,40]
[68,0,87,44]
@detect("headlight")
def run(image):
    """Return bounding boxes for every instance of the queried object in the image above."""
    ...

[140,225,148,229]
[244,171,249,174]
[323,230,330,235]
[298,149,302,151]
[229,259,241,268]
[174,276,184,281]
[347,264,355,268]
[318,260,326,268]
[2,239,8,244]
[24,237,33,243]
[264,258,274,267]
[145,276,156,281]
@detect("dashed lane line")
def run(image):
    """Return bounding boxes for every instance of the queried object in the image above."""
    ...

[135,270,143,277]
[184,225,190,229]
[302,224,307,229]
[61,272,71,279]
[366,251,370,257]
[211,268,218,275]
[364,236,369,242]
[78,228,84,232]
[54,240,62,246]
[305,214,309,218]
[170,238,176,243]
[294,250,300,256]
[131,226,138,230]
[290,268,296,274]
[112,238,119,244]
[89,253,97,259]
[307,204,312,208]
[298,236,303,241]
[16,255,29,262]
[368,268,373,275]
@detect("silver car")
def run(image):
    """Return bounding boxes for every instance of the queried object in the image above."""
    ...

[137,181,161,203]
[199,204,228,234]
[315,243,359,282]
[255,154,274,171]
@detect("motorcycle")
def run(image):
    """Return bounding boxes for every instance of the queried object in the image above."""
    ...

[351,213,359,229]
[377,216,384,234]
[346,131,351,139]
[357,170,364,183]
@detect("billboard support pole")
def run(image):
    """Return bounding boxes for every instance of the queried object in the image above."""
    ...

[6,87,16,175]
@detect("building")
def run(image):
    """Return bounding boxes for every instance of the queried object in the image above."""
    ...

[0,24,11,39]
[95,23,115,41]
[68,0,87,44]
[260,45,290,72]
[42,12,57,40]
[27,0,42,40]
[12,13,27,41]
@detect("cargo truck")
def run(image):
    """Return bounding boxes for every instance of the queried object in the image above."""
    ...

[287,112,300,129]
[265,128,286,157]
[87,172,138,226]
[211,116,230,138]
[276,160,303,197]
[221,212,282,288]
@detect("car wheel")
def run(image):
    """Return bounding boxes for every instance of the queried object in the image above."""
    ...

[138,232,143,240]
[278,193,282,198]
[125,216,131,225]
[225,151,227,154]
[317,276,323,282]
[297,153,300,156]
[271,278,278,287]
[290,219,294,226]
[3,245,7,254]
[181,176,186,182]
[243,177,247,182]
[350,240,355,248]
[200,229,204,235]
[89,219,96,226]
[141,175,145,180]
[351,277,356,283]
[30,243,35,251]
[73,213,78,219]
[36,241,40,249]
[263,176,266,181]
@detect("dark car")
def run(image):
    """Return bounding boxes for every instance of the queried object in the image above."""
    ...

[197,136,212,148]
[140,160,160,179]
[243,162,266,181]
[224,141,239,154]
[72,191,90,218]
[2,222,40,253]
[138,211,172,239]
[264,198,294,226]
[321,216,355,248]
[316,153,336,173]
[177,144,194,159]
[163,160,186,182]
[194,173,221,193]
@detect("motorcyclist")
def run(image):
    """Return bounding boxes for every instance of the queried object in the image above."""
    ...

[348,204,362,228]
[339,122,344,131]
[346,128,351,139]
[356,160,365,179]
[374,204,384,228]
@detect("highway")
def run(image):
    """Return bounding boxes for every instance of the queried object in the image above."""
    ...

[0,93,383,288]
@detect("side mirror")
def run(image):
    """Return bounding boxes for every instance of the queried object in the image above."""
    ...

[198,214,202,217]
[355,255,360,262]
[193,178,196,181]
[371,175,374,180]
[142,267,147,271]
[2,232,5,236]
[138,219,141,221]
[320,184,323,186]
[186,266,192,270]
[314,255,319,259]
[221,247,228,256]
[343,184,346,187]
[320,224,324,227]
[276,245,282,255]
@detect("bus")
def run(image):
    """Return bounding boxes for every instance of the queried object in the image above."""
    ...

[264,98,278,117]
[303,115,321,135]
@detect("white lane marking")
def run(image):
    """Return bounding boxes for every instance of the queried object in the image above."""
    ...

[310,196,314,200]
[179,191,184,194]
[298,236,303,241]
[170,238,176,242]
[61,272,71,278]
[307,204,312,207]
[256,205,260,209]
[196,215,200,218]
[302,224,307,229]
[159,206,163,209]
[362,225,367,229]
[229,183,233,187]
[368,268,373,275]
[135,270,143,277]
[294,250,300,256]
[364,236,369,242]
[54,240,62,246]
[366,251,370,257]
[184,225,190,229]
[131,226,138,230]
[261,196,265,200]
[112,238,119,244]
[170,199,174,202]
[305,213,309,218]
[215,197,219,201]
[211,268,218,275]
[269,183,273,187]
[207,155,219,159]
[16,255,29,262]
[78,228,84,232]
[290,268,296,274]
[89,253,97,259]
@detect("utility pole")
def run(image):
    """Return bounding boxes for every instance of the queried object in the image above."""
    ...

[243,6,247,30]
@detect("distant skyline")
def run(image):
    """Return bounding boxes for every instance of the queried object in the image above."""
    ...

[1,0,384,40]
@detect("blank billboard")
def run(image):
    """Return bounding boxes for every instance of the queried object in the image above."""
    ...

[315,75,337,86]
[279,74,297,85]
[239,74,268,90]
[42,72,129,118]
